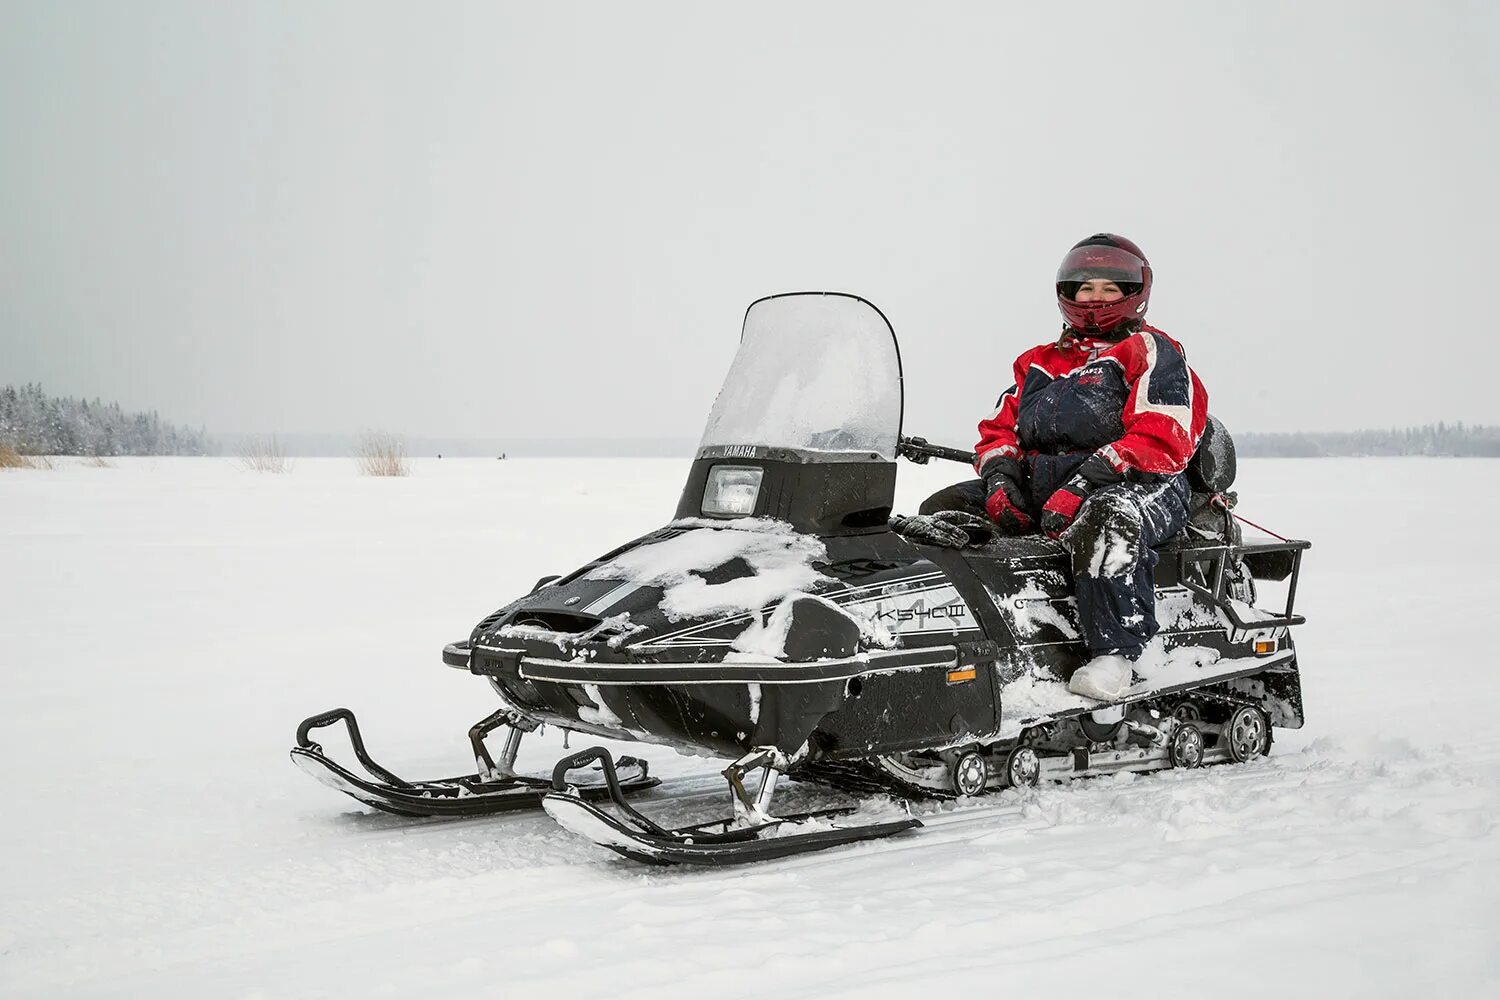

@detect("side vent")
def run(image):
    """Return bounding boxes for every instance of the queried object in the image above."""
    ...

[504,611,601,634]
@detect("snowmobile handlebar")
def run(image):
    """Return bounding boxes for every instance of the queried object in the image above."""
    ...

[897,436,977,467]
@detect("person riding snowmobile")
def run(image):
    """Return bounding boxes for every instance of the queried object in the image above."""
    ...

[898,233,1208,701]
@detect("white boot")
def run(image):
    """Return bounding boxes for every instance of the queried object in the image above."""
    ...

[1068,653,1134,701]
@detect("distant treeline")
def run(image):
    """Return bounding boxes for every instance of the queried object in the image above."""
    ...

[0,384,212,456]
[1237,423,1500,457]
[2,382,1495,459]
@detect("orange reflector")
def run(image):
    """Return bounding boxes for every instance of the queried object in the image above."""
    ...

[947,667,977,684]
[1254,639,1277,655]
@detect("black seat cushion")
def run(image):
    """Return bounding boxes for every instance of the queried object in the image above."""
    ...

[1187,415,1236,494]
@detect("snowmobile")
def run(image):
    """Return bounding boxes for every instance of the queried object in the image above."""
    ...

[293,292,1309,866]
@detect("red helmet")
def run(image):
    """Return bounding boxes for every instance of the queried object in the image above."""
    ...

[1056,233,1152,336]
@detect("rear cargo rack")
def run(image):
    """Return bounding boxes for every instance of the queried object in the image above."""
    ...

[1175,538,1310,631]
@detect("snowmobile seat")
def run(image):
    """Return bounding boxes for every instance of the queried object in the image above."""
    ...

[1176,416,1296,582]
[1180,414,1238,545]
[1187,414,1236,496]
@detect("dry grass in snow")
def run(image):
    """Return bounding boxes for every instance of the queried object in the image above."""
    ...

[239,435,291,474]
[0,444,53,469]
[355,431,408,477]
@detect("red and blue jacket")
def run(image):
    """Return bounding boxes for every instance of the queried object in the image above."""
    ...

[975,325,1209,501]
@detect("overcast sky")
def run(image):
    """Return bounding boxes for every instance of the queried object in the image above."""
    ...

[3,1,1496,446]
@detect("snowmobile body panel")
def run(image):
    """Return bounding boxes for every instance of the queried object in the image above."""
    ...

[464,524,1304,764]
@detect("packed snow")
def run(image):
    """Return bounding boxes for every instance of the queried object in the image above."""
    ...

[2,456,1498,998]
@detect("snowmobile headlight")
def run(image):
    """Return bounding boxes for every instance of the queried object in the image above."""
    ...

[702,465,764,517]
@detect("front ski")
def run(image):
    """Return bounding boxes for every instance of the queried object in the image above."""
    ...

[291,707,659,819]
[543,746,921,866]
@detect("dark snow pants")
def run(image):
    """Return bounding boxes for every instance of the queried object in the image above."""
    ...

[919,472,1192,658]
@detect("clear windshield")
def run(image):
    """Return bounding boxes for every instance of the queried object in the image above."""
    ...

[697,293,903,460]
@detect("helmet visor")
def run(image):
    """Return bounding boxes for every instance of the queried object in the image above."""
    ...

[1056,244,1146,285]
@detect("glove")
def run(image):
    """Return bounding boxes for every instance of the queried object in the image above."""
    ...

[981,456,1032,533]
[891,511,994,549]
[933,510,993,547]
[1041,453,1125,538]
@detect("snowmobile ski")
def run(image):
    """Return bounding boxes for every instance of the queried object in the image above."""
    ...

[291,707,658,818]
[543,746,921,866]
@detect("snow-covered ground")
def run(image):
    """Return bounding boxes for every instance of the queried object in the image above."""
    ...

[2,457,1496,998]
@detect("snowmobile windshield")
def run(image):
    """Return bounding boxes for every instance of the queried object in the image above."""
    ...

[698,293,903,461]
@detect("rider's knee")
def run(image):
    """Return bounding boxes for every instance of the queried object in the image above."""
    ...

[1067,490,1144,578]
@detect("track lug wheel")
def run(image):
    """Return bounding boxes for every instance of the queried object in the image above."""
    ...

[1003,746,1041,788]
[951,750,988,797]
[1225,706,1271,763]
[1169,723,1204,769]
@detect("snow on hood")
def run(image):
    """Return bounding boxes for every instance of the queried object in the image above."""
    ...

[725,591,887,660]
[585,517,831,621]
[728,596,800,657]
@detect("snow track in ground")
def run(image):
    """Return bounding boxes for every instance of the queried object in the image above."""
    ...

[2,457,1498,997]
[10,737,1492,997]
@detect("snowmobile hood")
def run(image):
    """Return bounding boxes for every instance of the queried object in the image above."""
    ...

[470,518,894,667]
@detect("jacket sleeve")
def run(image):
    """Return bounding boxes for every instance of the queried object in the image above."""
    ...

[974,348,1035,474]
[1096,331,1209,476]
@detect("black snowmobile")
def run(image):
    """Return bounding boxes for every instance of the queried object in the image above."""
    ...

[293,292,1309,866]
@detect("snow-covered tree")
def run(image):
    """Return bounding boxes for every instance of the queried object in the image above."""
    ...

[0,384,212,456]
